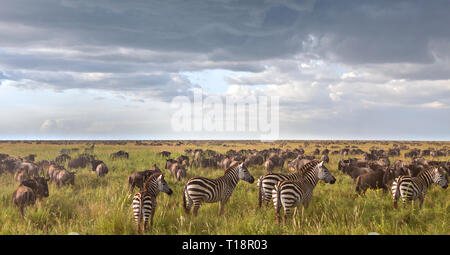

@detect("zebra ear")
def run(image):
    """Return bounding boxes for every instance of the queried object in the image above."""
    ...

[318,161,324,167]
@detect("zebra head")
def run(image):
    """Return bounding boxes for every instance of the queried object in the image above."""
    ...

[317,161,336,184]
[432,167,448,189]
[157,175,173,195]
[238,162,255,184]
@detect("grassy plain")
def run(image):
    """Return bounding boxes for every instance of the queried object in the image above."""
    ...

[0,140,448,235]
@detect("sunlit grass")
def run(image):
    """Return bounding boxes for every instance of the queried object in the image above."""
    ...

[0,140,448,235]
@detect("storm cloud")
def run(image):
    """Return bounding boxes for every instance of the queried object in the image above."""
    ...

[0,0,449,139]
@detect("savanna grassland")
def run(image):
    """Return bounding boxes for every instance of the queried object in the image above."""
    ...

[0,140,448,235]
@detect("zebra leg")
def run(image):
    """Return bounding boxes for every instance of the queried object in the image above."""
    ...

[183,192,193,216]
[283,207,291,225]
[219,201,224,215]
[192,202,201,217]
[418,195,424,209]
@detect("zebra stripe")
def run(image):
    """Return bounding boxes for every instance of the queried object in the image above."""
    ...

[391,166,448,208]
[132,192,154,233]
[183,162,254,216]
[258,160,321,207]
[132,173,172,233]
[271,160,335,224]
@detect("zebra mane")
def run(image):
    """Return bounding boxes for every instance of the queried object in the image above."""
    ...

[224,161,242,175]
[299,159,320,177]
[143,172,163,190]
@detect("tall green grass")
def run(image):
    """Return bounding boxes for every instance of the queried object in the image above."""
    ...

[0,141,448,235]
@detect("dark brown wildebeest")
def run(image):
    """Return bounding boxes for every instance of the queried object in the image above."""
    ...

[12,177,49,218]
[68,156,91,169]
[176,155,190,166]
[355,170,387,194]
[158,151,171,157]
[24,154,36,162]
[55,154,71,165]
[128,165,161,192]
[268,155,284,170]
[342,165,373,180]
[244,154,264,166]
[90,160,104,172]
[110,150,129,160]
[96,163,109,177]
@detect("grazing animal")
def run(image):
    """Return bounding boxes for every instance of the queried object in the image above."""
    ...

[95,163,109,177]
[258,160,321,208]
[128,166,161,192]
[54,169,76,187]
[391,166,448,209]
[355,170,386,194]
[320,154,329,163]
[110,150,129,160]
[342,165,373,180]
[90,160,104,172]
[183,162,254,216]
[264,159,275,173]
[12,177,49,218]
[14,169,30,183]
[272,161,336,224]
[157,151,171,157]
[55,154,71,165]
[132,173,173,233]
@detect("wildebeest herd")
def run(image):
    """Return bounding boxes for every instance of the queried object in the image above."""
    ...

[0,141,449,234]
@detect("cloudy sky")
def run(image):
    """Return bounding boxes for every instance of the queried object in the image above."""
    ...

[0,0,449,140]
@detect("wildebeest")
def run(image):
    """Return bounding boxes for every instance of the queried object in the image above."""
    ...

[355,170,387,194]
[128,165,162,192]
[110,150,129,160]
[264,159,275,173]
[169,162,187,181]
[342,165,373,180]
[91,160,104,172]
[133,165,160,186]
[55,154,71,165]
[244,154,264,166]
[96,163,109,177]
[12,177,49,218]
[288,157,311,172]
[54,169,76,187]
[320,154,329,163]
[157,151,171,157]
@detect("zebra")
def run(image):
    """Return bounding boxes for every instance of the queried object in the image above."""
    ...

[391,166,448,209]
[183,162,254,217]
[258,159,321,208]
[132,173,173,233]
[272,161,336,224]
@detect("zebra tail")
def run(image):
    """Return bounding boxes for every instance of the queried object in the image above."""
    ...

[274,182,282,222]
[258,176,263,208]
[182,185,188,213]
